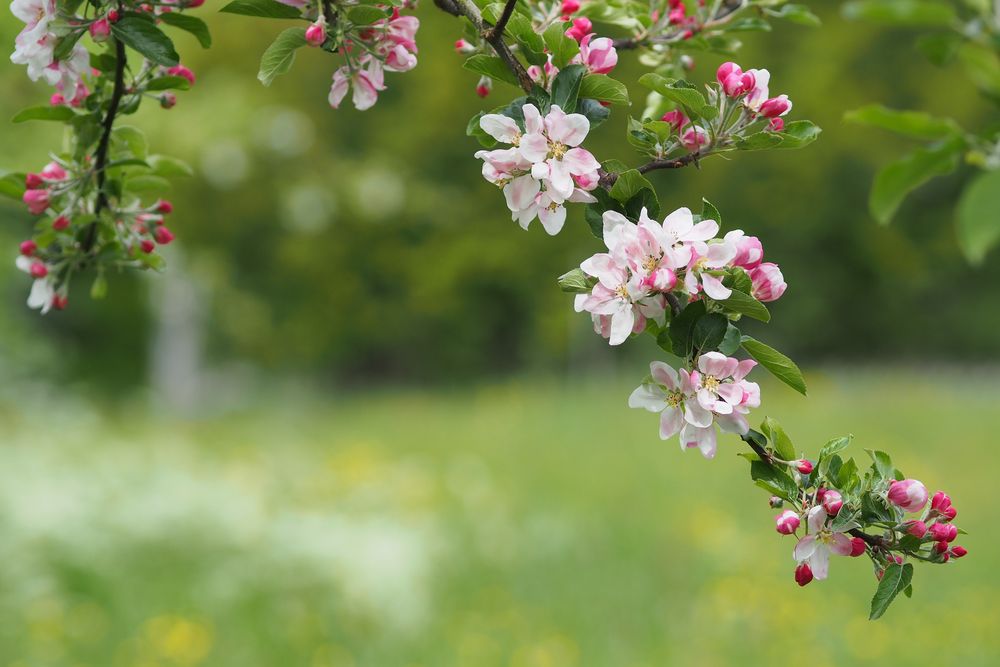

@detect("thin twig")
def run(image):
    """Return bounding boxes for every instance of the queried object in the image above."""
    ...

[487,0,518,42]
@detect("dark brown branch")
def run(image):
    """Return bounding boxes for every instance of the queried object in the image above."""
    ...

[637,152,700,174]
[849,528,890,550]
[83,36,127,253]
[487,0,518,42]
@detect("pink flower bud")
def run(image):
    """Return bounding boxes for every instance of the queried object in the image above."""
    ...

[153,226,175,245]
[815,487,827,502]
[476,76,492,98]
[29,262,48,278]
[561,0,580,15]
[934,540,949,554]
[52,294,68,310]
[52,215,70,230]
[660,109,688,133]
[749,262,786,302]
[731,235,764,270]
[951,545,968,558]
[566,17,592,42]
[929,522,957,543]
[23,189,50,215]
[681,125,708,151]
[50,93,65,106]
[775,510,800,535]
[25,173,43,189]
[140,239,156,254]
[166,65,196,86]
[849,537,867,557]
[794,562,813,587]
[156,200,174,214]
[930,491,951,512]
[759,95,792,118]
[89,18,111,42]
[160,92,177,109]
[717,62,755,98]
[185,0,204,7]
[795,459,813,475]
[768,117,784,132]
[305,21,326,47]
[680,55,694,70]
[668,5,686,24]
[821,489,843,516]
[40,162,67,181]
[903,520,927,538]
[107,8,119,22]
[941,506,957,521]
[454,39,475,54]
[19,240,37,256]
[887,479,928,513]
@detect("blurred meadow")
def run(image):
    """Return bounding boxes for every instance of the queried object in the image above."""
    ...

[1,1,999,665]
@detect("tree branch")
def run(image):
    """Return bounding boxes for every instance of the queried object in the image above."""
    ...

[83,36,127,253]
[487,0,518,43]
[441,0,534,94]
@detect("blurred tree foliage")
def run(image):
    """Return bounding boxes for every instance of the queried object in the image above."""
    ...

[1,5,998,388]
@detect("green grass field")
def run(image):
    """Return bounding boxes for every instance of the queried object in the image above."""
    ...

[0,370,996,666]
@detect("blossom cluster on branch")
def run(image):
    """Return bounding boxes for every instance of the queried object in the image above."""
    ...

[3,0,971,620]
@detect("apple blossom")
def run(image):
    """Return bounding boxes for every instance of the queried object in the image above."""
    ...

[821,489,844,516]
[749,262,786,302]
[19,240,36,256]
[681,125,709,151]
[576,250,666,345]
[628,361,705,441]
[760,95,792,118]
[571,34,618,75]
[454,39,476,54]
[692,352,759,434]
[89,18,111,42]
[776,510,800,535]
[305,19,326,47]
[23,188,49,214]
[329,60,385,111]
[15,255,54,314]
[475,76,492,97]
[566,18,593,42]
[768,118,784,132]
[717,62,755,98]
[725,231,764,270]
[849,537,867,557]
[793,505,854,581]
[951,546,968,558]
[887,479,928,513]
[167,65,196,86]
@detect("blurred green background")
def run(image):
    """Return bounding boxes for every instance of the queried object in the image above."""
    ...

[1,2,998,666]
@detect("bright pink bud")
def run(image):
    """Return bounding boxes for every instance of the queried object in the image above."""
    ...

[903,520,927,538]
[561,0,580,15]
[185,0,204,7]
[681,126,708,151]
[23,189,50,215]
[50,93,66,106]
[29,262,48,278]
[166,65,196,86]
[25,173,43,189]
[717,63,755,98]
[566,17,592,42]
[768,117,784,132]
[759,95,792,118]
[951,545,968,558]
[930,491,951,512]
[794,562,813,587]
[941,506,957,521]
[750,262,786,303]
[731,235,764,270]
[716,62,739,85]
[454,39,475,54]
[52,294,68,310]
[887,479,928,513]
[929,522,958,543]
[153,226,175,245]
[107,8,119,22]
[849,537,866,557]
[40,162,67,181]
[475,76,492,98]
[89,18,111,42]
[305,21,325,47]
[19,240,37,256]
[668,5,686,24]
[934,540,949,554]
[821,490,843,516]
[52,215,70,230]
[140,239,156,254]
[795,459,813,475]
[156,199,174,214]
[660,109,688,133]
[775,510,800,535]
[815,487,827,502]
[160,92,177,109]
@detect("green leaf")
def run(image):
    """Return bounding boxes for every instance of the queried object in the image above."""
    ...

[11,105,76,123]
[348,6,388,25]
[158,12,211,48]
[669,300,707,359]
[550,65,586,113]
[750,460,800,503]
[0,172,27,200]
[90,272,108,300]
[543,23,580,68]
[866,449,895,480]
[148,155,194,177]
[463,55,520,89]
[219,0,302,19]
[762,417,796,461]
[578,98,611,129]
[692,313,728,354]
[727,17,772,32]
[258,28,307,87]
[608,169,655,205]
[774,120,823,149]
[718,323,742,355]
[818,435,853,463]
[869,563,913,620]
[579,74,629,105]
[146,76,191,91]
[125,174,171,194]
[53,29,84,61]
[719,290,770,322]
[638,74,716,120]
[844,105,961,140]
[112,126,148,159]
[740,336,807,395]
[112,16,180,67]
[557,268,595,293]
[870,137,965,225]
[466,111,496,148]
[766,3,822,26]
[734,132,784,151]
[956,169,1000,265]
[505,14,545,63]
[701,198,721,227]
[843,0,957,26]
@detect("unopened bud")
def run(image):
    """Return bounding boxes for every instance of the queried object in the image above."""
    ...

[934,540,949,554]
[887,479,928,513]
[140,239,155,254]
[794,562,813,587]
[849,536,866,557]
[929,522,958,543]
[19,240,37,256]
[930,491,951,512]
[475,76,492,98]
[759,95,792,118]
[454,39,476,54]
[561,0,580,15]
[89,18,111,42]
[305,21,326,47]
[52,215,70,230]
[153,226,175,245]
[51,294,68,310]
[156,199,174,214]
[775,510,800,535]
[768,495,783,508]
[29,262,48,278]
[821,489,843,516]
[160,92,177,109]
[951,545,968,558]
[903,520,927,538]
[795,459,813,475]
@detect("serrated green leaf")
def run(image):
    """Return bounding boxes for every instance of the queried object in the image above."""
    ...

[158,12,211,48]
[146,76,191,92]
[762,417,796,461]
[579,74,629,105]
[719,290,770,322]
[112,16,179,67]
[148,155,193,177]
[608,169,655,205]
[463,55,520,89]
[740,336,807,395]
[869,563,913,620]
[258,27,307,87]
[551,64,586,113]
[219,0,302,19]
[11,105,76,123]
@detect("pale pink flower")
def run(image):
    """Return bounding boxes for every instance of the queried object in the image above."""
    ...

[690,352,759,434]
[684,240,737,300]
[328,59,385,110]
[519,104,601,201]
[15,254,55,314]
[793,505,855,580]
[576,251,665,346]
[749,262,786,302]
[628,361,707,440]
[384,14,419,52]
[571,34,617,74]
[776,510,801,535]
[681,125,709,151]
[22,188,49,214]
[514,188,595,235]
[724,230,763,270]
[760,94,792,118]
[744,68,770,112]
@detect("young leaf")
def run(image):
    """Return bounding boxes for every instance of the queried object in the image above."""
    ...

[956,169,1000,265]
[701,198,722,227]
[844,104,960,140]
[0,172,27,200]
[543,23,580,67]
[762,417,796,461]
[766,3,822,26]
[550,65,586,112]
[146,76,191,91]
[669,300,707,359]
[608,169,655,205]
[348,6,388,25]
[463,55,520,89]
[818,435,853,463]
[148,155,194,177]
[579,74,629,105]
[557,268,595,293]
[112,16,180,67]
[870,137,965,224]
[740,336,807,395]
[692,313,728,355]
[866,449,895,481]
[219,0,303,19]
[158,12,211,48]
[869,563,913,620]
[843,0,956,27]
[11,105,76,123]
[719,290,770,322]
[638,74,716,119]
[773,120,822,149]
[258,28,307,87]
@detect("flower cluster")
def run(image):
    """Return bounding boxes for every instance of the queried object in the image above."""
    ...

[475,103,601,234]
[716,61,792,132]
[628,354,760,458]
[11,0,91,106]
[574,206,786,345]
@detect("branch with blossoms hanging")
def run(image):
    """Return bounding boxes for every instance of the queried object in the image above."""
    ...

[3,0,969,619]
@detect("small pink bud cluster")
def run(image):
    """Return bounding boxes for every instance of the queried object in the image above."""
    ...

[566,18,592,42]
[715,61,793,130]
[132,200,177,254]
[560,0,580,20]
[22,162,68,215]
